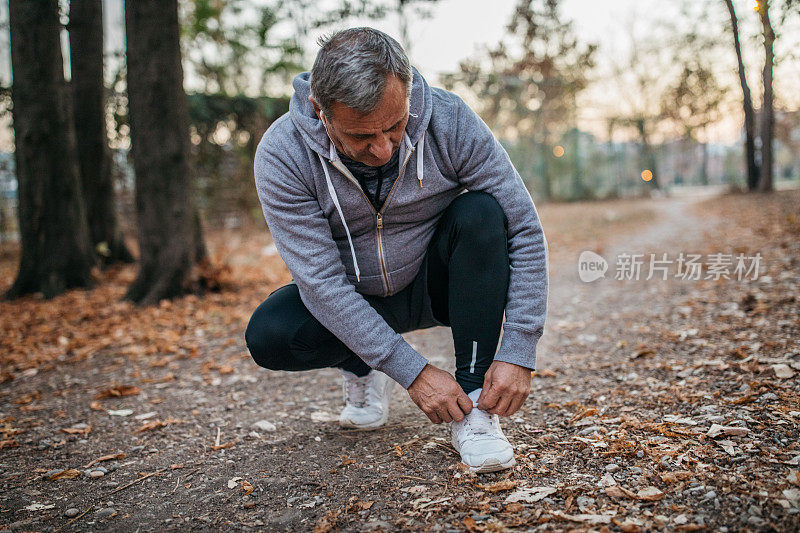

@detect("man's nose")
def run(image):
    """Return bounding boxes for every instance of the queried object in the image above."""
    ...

[368,135,393,160]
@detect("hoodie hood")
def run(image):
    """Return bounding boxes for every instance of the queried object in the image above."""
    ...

[289,66,433,158]
[288,66,434,283]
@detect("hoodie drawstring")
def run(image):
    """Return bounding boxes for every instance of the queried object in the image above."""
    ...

[319,152,361,282]
[318,132,426,285]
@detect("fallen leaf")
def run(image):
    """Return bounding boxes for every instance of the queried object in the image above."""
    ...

[605,485,638,499]
[89,401,104,411]
[503,502,525,513]
[24,503,55,511]
[241,480,254,495]
[227,477,243,489]
[613,518,644,533]
[218,364,235,374]
[394,445,403,457]
[463,515,485,532]
[636,486,664,501]
[314,509,339,533]
[135,418,180,433]
[505,486,557,503]
[354,500,374,510]
[706,424,750,438]
[107,409,134,417]
[60,425,91,435]
[661,471,694,484]
[339,455,355,466]
[84,452,125,468]
[480,479,517,493]
[210,440,236,451]
[533,369,556,378]
[95,385,141,400]
[570,408,598,424]
[48,469,81,481]
[549,510,615,524]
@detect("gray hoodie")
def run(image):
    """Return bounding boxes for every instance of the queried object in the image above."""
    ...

[254,67,548,389]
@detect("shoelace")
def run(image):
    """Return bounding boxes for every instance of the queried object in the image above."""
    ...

[343,375,369,408]
[463,408,495,437]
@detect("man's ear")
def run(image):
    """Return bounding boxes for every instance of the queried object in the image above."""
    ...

[309,95,322,119]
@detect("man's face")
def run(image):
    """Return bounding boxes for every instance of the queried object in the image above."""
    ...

[311,75,409,167]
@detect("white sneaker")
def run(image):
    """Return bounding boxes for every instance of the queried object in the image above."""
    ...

[450,388,515,473]
[338,369,395,430]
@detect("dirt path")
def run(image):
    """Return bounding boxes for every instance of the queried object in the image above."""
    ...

[2,192,798,532]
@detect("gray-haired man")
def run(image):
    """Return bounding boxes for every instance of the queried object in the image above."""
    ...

[246,28,548,472]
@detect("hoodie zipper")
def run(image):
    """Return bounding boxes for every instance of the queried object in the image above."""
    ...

[330,146,415,296]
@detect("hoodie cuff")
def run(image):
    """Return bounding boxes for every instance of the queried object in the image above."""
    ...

[493,326,542,370]
[375,339,429,390]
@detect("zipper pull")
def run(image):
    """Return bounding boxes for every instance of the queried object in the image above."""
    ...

[376,213,383,229]
[418,178,423,188]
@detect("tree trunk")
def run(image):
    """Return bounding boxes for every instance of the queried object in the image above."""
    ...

[636,118,660,190]
[700,141,709,186]
[124,0,206,305]
[68,0,134,266]
[5,0,95,300]
[724,0,760,190]
[758,1,775,192]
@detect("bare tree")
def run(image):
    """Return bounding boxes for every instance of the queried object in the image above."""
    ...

[124,0,207,305]
[68,0,134,265]
[757,0,775,192]
[723,0,760,190]
[5,0,95,300]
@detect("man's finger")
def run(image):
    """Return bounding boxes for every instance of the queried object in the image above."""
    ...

[477,385,500,411]
[447,400,467,422]
[456,394,473,417]
[477,373,493,405]
[507,396,525,417]
[490,395,512,416]
[427,410,442,424]
[436,407,453,424]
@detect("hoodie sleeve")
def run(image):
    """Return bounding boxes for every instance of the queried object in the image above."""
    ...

[449,96,549,371]
[254,142,430,389]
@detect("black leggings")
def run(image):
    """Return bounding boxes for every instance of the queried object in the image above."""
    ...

[245,191,510,394]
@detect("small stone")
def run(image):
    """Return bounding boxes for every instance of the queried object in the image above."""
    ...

[674,514,689,525]
[95,466,108,474]
[96,507,116,518]
[578,425,604,436]
[254,420,277,432]
[636,450,644,458]
[629,466,643,474]
[704,491,717,500]
[605,464,620,473]
[130,445,144,452]
[89,470,105,478]
[64,508,80,518]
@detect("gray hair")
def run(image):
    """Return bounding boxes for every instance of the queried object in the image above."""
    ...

[310,27,412,117]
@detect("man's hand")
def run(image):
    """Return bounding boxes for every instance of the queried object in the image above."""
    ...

[407,364,473,424]
[477,361,531,417]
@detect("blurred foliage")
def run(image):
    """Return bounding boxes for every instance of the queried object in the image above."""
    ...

[442,0,596,200]
[186,92,288,226]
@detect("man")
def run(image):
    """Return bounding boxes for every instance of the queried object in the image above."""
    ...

[246,28,548,473]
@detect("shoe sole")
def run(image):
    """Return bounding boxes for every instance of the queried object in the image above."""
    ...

[338,375,394,431]
[466,456,516,473]
[451,427,516,473]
